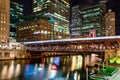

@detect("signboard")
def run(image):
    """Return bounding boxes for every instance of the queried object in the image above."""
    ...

[89,30,96,37]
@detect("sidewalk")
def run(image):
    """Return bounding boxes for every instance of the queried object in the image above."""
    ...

[109,69,120,80]
[89,65,119,80]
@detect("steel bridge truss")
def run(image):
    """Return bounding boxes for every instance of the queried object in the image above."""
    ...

[25,38,120,53]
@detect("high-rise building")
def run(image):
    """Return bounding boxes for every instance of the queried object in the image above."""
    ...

[0,0,10,43]
[70,0,120,37]
[32,0,70,39]
[16,0,70,42]
[82,6,104,37]
[106,0,120,35]
[70,5,83,38]
[70,4,104,38]
[17,19,52,42]
[104,9,115,36]
[10,2,24,42]
[70,0,106,38]
[16,19,69,42]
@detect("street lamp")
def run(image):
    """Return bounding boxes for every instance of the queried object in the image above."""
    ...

[86,67,89,80]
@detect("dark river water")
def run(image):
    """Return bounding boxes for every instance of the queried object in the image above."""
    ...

[0,55,88,80]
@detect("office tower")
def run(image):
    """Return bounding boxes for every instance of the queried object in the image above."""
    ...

[70,0,109,38]
[104,9,115,36]
[70,5,83,38]
[16,19,52,42]
[10,2,24,42]
[106,0,120,35]
[33,0,70,40]
[0,0,10,43]
[71,4,104,38]
[82,6,104,37]
[70,0,120,37]
[17,0,70,42]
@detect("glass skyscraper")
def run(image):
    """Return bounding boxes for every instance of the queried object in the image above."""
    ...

[17,0,70,42]
[32,0,70,39]
[10,2,24,42]
[70,0,107,38]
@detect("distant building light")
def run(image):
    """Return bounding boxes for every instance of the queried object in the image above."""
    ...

[33,31,40,34]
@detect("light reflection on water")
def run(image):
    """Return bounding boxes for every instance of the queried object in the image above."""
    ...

[0,55,87,80]
[1,65,7,79]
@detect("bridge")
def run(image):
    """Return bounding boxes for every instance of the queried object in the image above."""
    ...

[23,36,120,69]
[23,36,120,53]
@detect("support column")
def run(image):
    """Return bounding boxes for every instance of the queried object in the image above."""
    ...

[82,54,90,69]
[82,54,91,80]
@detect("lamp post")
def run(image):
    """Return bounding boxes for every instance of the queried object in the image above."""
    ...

[86,67,89,80]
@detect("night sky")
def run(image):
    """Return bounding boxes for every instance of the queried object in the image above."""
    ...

[70,0,99,7]
[107,0,120,12]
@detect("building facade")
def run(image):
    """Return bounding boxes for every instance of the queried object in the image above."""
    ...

[0,42,26,60]
[17,19,52,42]
[10,2,24,42]
[70,5,82,38]
[33,0,70,39]
[71,5,104,38]
[70,0,110,38]
[0,0,10,43]
[0,0,27,60]
[16,0,70,42]
[16,19,69,42]
[104,9,115,36]
[81,6,104,37]
[106,0,120,35]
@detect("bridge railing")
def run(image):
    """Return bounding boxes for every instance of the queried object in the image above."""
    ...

[25,39,120,52]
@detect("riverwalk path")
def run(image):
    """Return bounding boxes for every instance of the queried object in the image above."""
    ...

[109,68,120,80]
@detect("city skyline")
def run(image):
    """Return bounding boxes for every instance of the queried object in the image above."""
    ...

[10,0,120,16]
[1,1,120,80]
[9,0,120,42]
